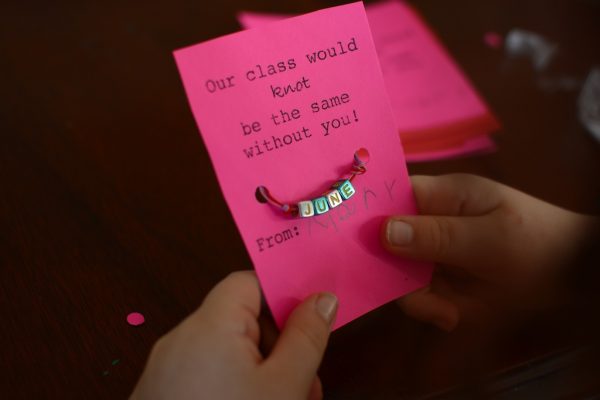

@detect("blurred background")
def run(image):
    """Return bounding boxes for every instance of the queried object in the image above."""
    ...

[1,0,599,398]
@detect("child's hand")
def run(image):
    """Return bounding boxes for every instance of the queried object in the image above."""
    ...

[131,271,337,400]
[381,174,596,331]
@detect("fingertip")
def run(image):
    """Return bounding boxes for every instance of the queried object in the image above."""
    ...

[208,271,259,298]
[198,270,262,325]
[409,174,430,186]
[436,309,459,332]
[429,301,459,332]
[226,270,259,285]
[397,288,460,332]
[409,175,435,206]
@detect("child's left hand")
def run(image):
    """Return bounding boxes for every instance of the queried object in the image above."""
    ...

[131,271,337,400]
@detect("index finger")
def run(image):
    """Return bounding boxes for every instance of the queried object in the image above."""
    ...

[195,270,262,340]
[411,174,503,216]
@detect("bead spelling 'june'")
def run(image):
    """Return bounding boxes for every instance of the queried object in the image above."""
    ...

[257,148,369,218]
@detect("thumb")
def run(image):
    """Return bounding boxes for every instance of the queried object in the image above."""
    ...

[264,293,337,392]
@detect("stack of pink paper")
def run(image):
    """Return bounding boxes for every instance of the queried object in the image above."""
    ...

[238,0,500,162]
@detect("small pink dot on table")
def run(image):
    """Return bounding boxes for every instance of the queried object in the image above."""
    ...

[127,312,145,326]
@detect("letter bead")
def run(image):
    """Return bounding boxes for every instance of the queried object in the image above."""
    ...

[297,201,315,218]
[259,149,369,219]
[332,179,355,200]
[325,189,343,208]
[313,197,329,215]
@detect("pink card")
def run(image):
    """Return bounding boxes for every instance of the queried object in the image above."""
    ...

[174,2,432,330]
[238,0,500,161]
[362,0,499,136]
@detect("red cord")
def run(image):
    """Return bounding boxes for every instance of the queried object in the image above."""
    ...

[258,148,369,217]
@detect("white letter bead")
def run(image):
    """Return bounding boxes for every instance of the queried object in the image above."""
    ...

[336,179,355,200]
[313,197,329,215]
[325,189,343,208]
[297,201,315,218]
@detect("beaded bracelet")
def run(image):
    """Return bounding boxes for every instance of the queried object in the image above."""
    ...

[257,148,369,218]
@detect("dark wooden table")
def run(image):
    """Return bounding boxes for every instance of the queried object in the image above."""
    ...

[2,0,599,398]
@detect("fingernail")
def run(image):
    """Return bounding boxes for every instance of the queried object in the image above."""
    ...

[387,220,413,246]
[315,293,338,325]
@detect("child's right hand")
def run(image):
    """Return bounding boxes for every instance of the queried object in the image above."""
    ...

[380,174,597,331]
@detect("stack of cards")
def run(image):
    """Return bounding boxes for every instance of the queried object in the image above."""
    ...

[238,0,500,162]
